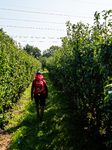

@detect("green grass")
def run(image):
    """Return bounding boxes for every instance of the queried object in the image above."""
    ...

[5,70,107,150]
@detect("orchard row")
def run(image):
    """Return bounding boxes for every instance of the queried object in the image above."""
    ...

[46,10,112,149]
[0,29,41,128]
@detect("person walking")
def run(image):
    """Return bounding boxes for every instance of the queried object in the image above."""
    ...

[31,71,48,122]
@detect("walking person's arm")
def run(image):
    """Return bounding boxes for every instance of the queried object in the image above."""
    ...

[43,80,48,99]
[31,80,34,101]
[45,85,48,99]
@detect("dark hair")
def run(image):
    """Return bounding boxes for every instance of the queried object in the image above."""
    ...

[36,71,42,75]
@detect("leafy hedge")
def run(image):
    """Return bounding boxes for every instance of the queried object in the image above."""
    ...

[0,30,41,128]
[46,10,112,148]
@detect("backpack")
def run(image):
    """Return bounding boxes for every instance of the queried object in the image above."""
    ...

[34,74,44,94]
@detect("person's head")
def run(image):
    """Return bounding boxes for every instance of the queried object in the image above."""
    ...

[35,71,44,80]
[36,71,42,75]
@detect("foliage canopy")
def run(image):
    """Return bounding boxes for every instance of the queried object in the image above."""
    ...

[46,9,112,149]
[0,30,41,128]
[23,44,41,59]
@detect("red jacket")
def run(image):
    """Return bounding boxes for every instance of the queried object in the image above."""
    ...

[31,74,48,98]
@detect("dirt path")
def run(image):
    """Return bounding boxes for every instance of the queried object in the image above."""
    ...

[0,129,11,150]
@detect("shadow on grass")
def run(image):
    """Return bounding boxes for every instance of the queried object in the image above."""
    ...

[7,70,107,150]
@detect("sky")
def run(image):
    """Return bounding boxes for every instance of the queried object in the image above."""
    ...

[0,0,112,54]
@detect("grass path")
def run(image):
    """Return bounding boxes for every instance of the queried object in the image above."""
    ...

[5,70,71,150]
[1,70,107,150]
